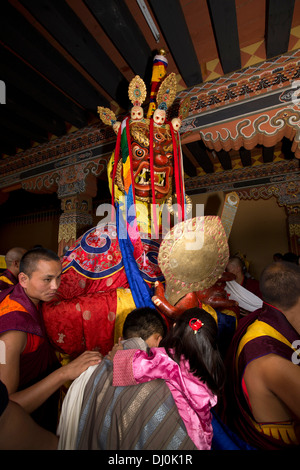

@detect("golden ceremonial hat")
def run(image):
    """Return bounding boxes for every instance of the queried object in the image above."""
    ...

[157,216,229,306]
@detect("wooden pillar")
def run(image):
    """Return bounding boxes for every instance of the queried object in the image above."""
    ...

[286,205,300,256]
[57,174,97,256]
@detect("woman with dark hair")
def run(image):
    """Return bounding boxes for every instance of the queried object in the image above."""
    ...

[161,307,225,396]
[112,307,225,449]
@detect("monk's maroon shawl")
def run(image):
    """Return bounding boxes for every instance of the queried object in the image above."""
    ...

[0,269,18,291]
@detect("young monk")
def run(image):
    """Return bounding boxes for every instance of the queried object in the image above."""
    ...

[0,247,102,433]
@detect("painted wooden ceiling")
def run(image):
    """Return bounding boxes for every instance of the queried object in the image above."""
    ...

[0,0,299,176]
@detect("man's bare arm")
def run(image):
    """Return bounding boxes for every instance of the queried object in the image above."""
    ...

[0,330,102,414]
[263,354,300,419]
[0,399,58,450]
[244,353,300,422]
[0,330,26,393]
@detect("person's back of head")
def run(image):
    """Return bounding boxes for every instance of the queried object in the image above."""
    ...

[5,247,27,274]
[273,252,283,262]
[122,307,167,343]
[161,307,225,395]
[260,261,300,311]
[19,247,60,278]
[226,256,246,277]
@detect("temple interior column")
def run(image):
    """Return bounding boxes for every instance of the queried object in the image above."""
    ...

[57,174,97,256]
[286,205,300,256]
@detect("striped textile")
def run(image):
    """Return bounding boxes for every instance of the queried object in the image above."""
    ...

[76,358,197,450]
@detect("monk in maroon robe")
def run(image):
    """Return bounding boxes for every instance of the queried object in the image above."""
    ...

[0,247,27,291]
[0,247,101,432]
[223,261,300,449]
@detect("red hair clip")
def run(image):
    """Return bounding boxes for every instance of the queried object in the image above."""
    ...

[189,318,204,334]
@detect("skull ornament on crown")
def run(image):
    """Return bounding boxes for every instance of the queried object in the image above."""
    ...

[129,75,146,122]
[131,105,144,121]
[153,107,166,126]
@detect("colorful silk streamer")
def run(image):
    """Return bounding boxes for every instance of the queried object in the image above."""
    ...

[114,117,153,308]
[147,51,168,118]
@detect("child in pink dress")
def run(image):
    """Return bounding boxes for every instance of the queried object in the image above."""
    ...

[112,307,225,450]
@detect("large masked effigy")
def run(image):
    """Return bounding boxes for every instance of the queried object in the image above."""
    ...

[42,63,192,358]
[43,51,241,361]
